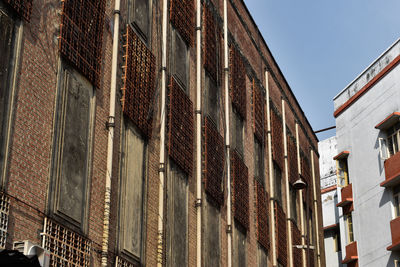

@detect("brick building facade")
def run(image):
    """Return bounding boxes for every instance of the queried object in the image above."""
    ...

[0,0,324,266]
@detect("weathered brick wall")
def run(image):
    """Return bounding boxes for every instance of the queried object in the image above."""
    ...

[2,0,323,266]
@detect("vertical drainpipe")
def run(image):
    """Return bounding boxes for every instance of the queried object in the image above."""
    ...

[195,0,202,266]
[101,0,121,265]
[223,0,232,266]
[296,123,307,267]
[282,99,293,267]
[265,69,277,267]
[157,0,168,265]
[311,150,321,267]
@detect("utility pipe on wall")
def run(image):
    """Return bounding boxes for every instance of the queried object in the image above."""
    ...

[296,123,307,267]
[282,99,293,267]
[101,0,121,265]
[265,69,277,267]
[311,150,321,267]
[223,0,232,266]
[195,0,202,266]
[157,0,168,265]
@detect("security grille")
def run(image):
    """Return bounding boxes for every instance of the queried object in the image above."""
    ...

[271,109,284,169]
[3,0,32,21]
[229,45,246,119]
[255,180,269,250]
[170,0,194,46]
[203,4,222,84]
[168,77,194,176]
[0,192,10,249]
[204,116,225,206]
[231,149,249,230]
[41,218,92,267]
[252,79,264,143]
[59,0,106,88]
[275,202,287,266]
[122,26,156,139]
[115,256,138,267]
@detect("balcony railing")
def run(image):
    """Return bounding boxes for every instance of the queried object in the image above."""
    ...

[381,151,400,187]
[387,216,400,251]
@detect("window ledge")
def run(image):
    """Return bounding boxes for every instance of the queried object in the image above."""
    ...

[375,112,400,130]
[336,198,353,207]
[380,171,400,187]
[333,151,350,160]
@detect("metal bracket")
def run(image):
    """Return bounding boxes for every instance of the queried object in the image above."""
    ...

[113,9,121,15]
[159,163,165,173]
[226,225,232,234]
[195,198,202,207]
[106,116,115,129]
[195,26,202,31]
[195,110,202,115]
[224,67,229,72]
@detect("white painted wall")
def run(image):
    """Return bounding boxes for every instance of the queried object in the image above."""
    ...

[319,137,343,266]
[334,40,400,267]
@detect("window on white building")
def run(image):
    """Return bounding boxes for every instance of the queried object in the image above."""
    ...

[394,185,400,218]
[387,123,400,157]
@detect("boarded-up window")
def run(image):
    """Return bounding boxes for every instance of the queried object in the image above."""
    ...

[172,30,188,91]
[257,245,268,267]
[233,223,247,267]
[290,186,297,222]
[167,161,188,266]
[232,109,244,156]
[128,0,150,41]
[120,122,145,261]
[52,66,93,228]
[274,162,282,205]
[205,73,220,129]
[203,199,220,266]
[254,138,264,186]
[0,8,15,176]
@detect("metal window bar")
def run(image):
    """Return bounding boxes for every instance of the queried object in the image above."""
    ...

[41,217,92,267]
[0,192,10,249]
[115,256,138,267]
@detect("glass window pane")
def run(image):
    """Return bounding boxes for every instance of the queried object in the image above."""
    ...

[121,124,145,258]
[133,0,149,38]
[0,9,15,152]
[58,70,92,224]
[173,31,188,90]
[167,162,188,267]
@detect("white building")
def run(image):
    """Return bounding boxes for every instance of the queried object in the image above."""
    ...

[332,38,400,267]
[319,136,344,267]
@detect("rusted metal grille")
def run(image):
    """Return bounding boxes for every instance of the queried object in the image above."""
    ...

[229,45,246,119]
[59,0,106,88]
[204,116,225,206]
[42,218,92,267]
[292,222,302,267]
[288,136,298,184]
[271,109,284,169]
[168,77,194,175]
[231,149,249,230]
[275,202,287,266]
[255,180,269,250]
[0,192,10,249]
[203,4,222,84]
[252,79,264,143]
[3,0,32,21]
[115,256,139,267]
[170,0,194,46]
[122,26,156,139]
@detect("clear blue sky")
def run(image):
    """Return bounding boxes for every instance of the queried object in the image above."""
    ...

[244,0,400,141]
